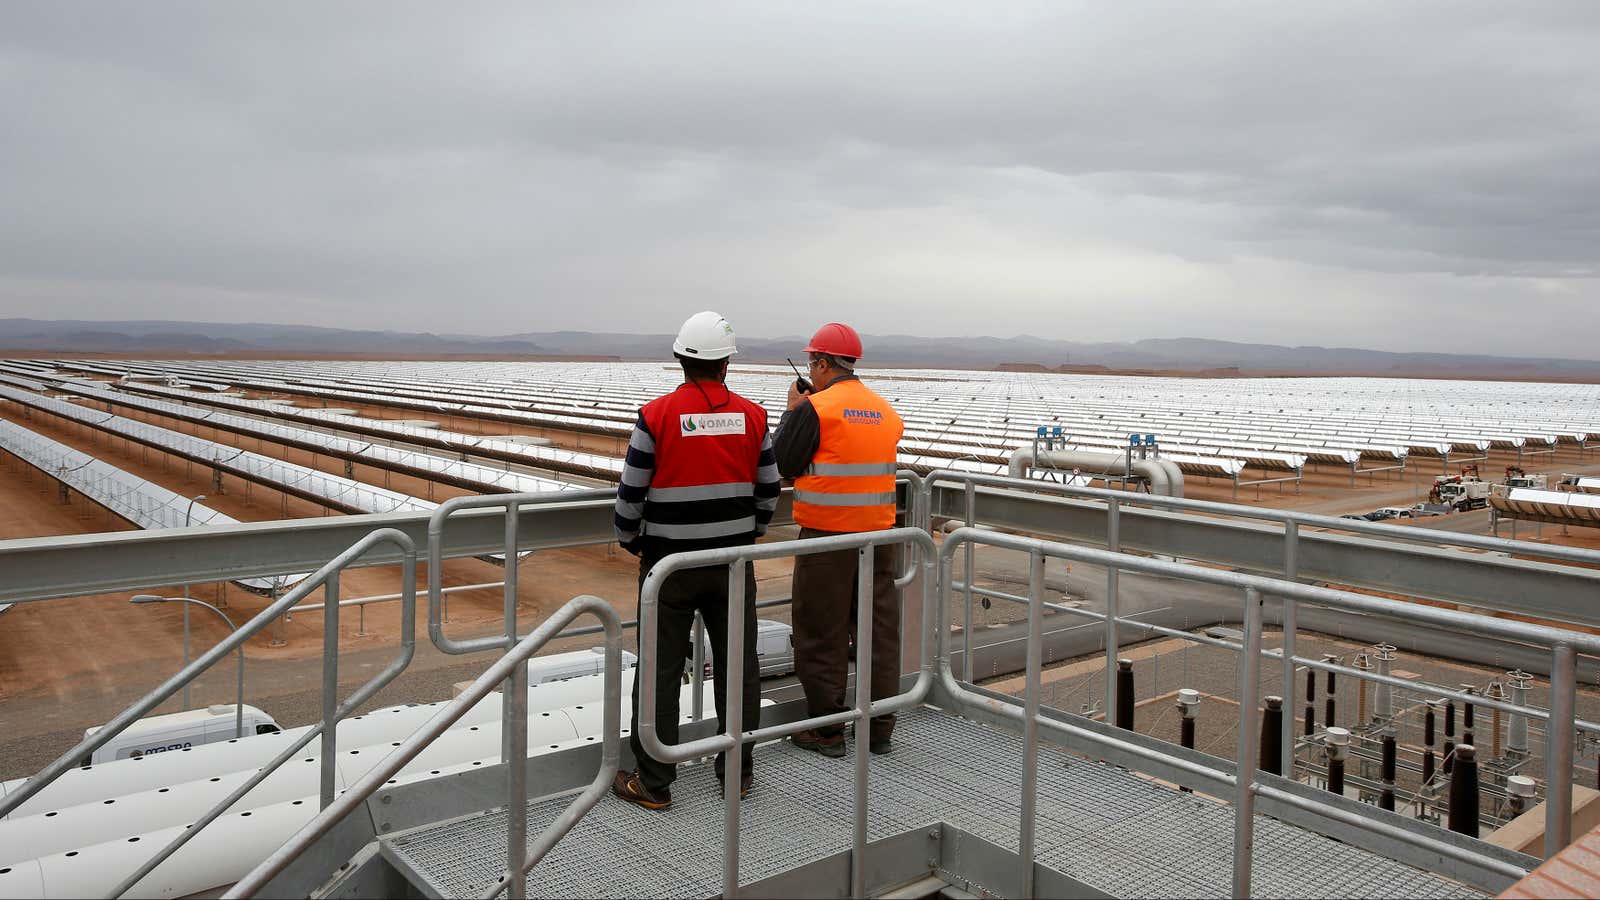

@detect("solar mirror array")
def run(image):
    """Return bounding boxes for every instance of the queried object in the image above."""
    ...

[13,358,1596,482]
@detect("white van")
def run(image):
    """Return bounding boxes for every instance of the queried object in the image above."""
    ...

[82,704,280,765]
[526,647,639,685]
[693,620,795,679]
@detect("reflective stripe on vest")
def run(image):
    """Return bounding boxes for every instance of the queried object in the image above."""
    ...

[646,482,755,503]
[793,379,903,532]
[793,489,898,507]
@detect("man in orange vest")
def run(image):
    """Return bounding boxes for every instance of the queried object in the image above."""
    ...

[773,323,905,757]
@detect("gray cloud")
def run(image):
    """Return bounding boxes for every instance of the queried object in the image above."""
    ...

[0,1,1596,356]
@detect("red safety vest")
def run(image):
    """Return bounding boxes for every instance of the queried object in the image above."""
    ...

[638,383,768,544]
[793,379,903,532]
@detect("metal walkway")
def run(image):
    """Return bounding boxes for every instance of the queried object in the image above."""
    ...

[385,707,1482,899]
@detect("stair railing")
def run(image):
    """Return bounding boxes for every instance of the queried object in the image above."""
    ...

[0,527,418,898]
[227,593,624,899]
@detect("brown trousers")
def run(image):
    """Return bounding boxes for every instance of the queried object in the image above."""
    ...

[792,527,901,740]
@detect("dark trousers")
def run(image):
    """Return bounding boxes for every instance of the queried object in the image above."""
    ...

[792,528,901,741]
[629,555,760,793]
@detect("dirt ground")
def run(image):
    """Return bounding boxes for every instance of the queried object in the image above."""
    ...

[2,378,1597,781]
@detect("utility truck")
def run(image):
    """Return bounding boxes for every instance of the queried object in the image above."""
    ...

[1430,467,1491,511]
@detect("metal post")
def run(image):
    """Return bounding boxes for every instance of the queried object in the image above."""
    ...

[1423,700,1439,786]
[1448,745,1479,838]
[1105,499,1121,723]
[1231,586,1264,899]
[849,546,873,900]
[1324,660,1338,730]
[1326,727,1349,795]
[725,560,750,899]
[181,586,192,711]
[1260,696,1283,776]
[1508,670,1531,756]
[319,571,339,810]
[1115,660,1135,730]
[1281,520,1299,776]
[503,505,527,900]
[691,614,706,722]
[962,480,975,684]
[1380,734,1397,812]
[1177,689,1199,793]
[1020,549,1044,898]
[1546,644,1577,857]
[1443,700,1456,776]
[180,494,205,711]
[1374,644,1395,723]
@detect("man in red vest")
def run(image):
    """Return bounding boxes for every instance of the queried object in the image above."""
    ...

[611,311,780,810]
[773,323,905,757]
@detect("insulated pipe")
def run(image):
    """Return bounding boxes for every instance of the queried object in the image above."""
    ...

[1007,448,1180,498]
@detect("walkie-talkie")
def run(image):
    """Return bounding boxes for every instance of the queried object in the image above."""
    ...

[786,357,812,394]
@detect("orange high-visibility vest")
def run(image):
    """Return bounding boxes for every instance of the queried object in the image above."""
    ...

[793,379,904,532]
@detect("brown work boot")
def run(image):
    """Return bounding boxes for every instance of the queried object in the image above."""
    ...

[612,769,671,810]
[791,729,847,758]
[715,771,755,799]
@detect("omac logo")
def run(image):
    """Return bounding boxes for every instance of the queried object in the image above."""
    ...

[680,412,746,436]
[842,408,884,423]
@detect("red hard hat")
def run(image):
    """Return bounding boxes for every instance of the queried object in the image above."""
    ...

[802,322,864,359]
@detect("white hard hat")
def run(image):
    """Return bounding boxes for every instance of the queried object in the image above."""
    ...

[672,310,738,360]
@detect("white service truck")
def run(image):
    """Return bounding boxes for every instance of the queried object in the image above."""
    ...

[81,704,280,765]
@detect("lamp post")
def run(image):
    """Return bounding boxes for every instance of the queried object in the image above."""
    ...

[180,495,207,710]
[131,594,244,738]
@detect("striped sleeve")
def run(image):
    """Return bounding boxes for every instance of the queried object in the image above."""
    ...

[613,413,654,546]
[753,429,780,535]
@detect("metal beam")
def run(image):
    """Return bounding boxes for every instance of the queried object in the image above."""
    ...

[935,485,1600,628]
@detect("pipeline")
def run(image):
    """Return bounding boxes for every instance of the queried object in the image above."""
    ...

[1007,448,1183,498]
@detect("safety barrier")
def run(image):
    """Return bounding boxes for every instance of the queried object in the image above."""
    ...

[920,470,1600,783]
[935,525,1600,895]
[636,526,938,898]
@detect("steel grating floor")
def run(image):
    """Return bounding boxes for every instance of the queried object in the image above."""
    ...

[385,707,1484,899]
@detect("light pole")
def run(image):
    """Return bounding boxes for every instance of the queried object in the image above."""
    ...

[180,495,207,710]
[131,593,245,738]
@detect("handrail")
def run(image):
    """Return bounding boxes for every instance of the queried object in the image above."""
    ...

[227,593,624,899]
[921,468,1600,787]
[936,526,1587,894]
[919,468,1600,567]
[0,528,417,894]
[636,526,938,899]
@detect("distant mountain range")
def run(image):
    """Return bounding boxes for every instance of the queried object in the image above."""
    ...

[3,318,1598,378]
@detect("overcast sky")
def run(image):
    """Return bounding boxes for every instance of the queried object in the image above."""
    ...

[1,3,1596,356]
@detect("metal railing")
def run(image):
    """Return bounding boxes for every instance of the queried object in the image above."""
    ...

[0,527,418,897]
[935,525,1600,896]
[920,470,1600,784]
[635,526,938,899]
[227,593,624,899]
